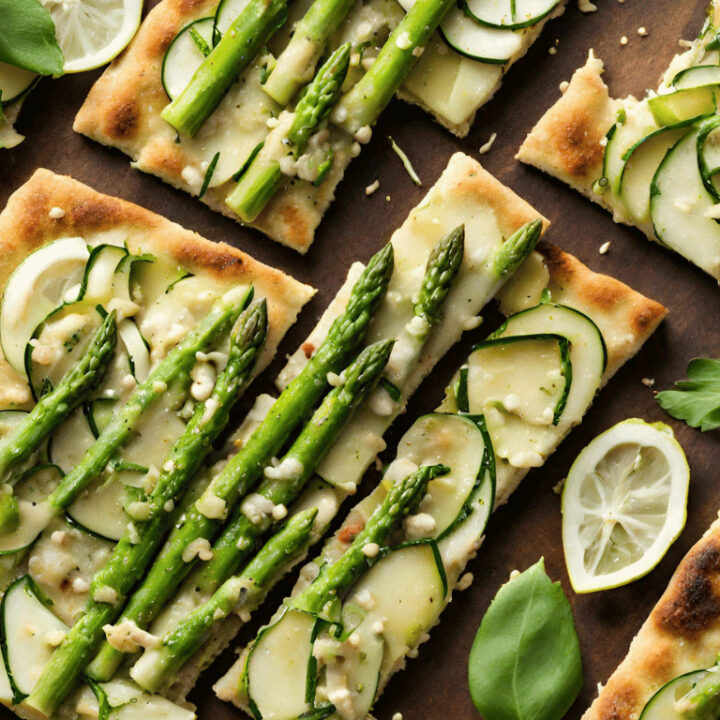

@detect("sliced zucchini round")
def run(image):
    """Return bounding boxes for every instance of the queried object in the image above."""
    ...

[0,236,89,377]
[344,541,446,676]
[440,8,524,64]
[697,115,720,199]
[0,61,38,107]
[66,476,130,542]
[0,646,11,705]
[0,575,69,702]
[602,103,659,195]
[89,679,196,720]
[0,496,55,556]
[650,122,720,279]
[618,125,691,225]
[463,0,560,30]
[162,18,216,101]
[639,669,719,720]
[81,244,128,303]
[672,65,720,90]
[119,319,151,382]
[648,87,717,127]
[112,252,156,305]
[49,407,97,474]
[0,410,27,440]
[215,0,252,35]
[14,464,62,505]
[393,413,490,538]
[86,398,117,438]
[244,609,317,720]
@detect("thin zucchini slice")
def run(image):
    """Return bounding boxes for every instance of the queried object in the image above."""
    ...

[463,0,560,29]
[66,476,130,542]
[49,407,97,475]
[640,668,719,720]
[648,87,717,127]
[89,679,196,720]
[672,65,720,90]
[118,319,151,382]
[343,541,446,676]
[392,413,490,538]
[0,410,27,439]
[618,125,691,225]
[602,103,659,194]
[81,245,128,303]
[439,7,524,64]
[486,304,605,463]
[0,62,38,107]
[113,253,156,305]
[244,609,318,720]
[14,464,62,505]
[697,115,720,199]
[25,300,104,399]
[86,398,117,438]
[0,649,11,705]
[465,334,572,425]
[215,0,252,35]
[650,122,720,278]
[162,18,216,101]
[0,236,89,377]
[1,575,69,702]
[0,496,55,556]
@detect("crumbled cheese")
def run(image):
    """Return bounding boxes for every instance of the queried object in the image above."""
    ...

[93,585,119,604]
[509,451,544,468]
[190,360,216,402]
[196,491,227,520]
[354,125,372,144]
[362,542,380,558]
[599,241,611,254]
[403,512,437,540]
[396,31,412,49]
[45,629,67,647]
[385,195,391,202]
[163,460,175,473]
[371,620,385,635]
[241,493,275,525]
[263,457,304,482]
[365,179,380,195]
[679,38,693,48]
[355,588,375,611]
[577,0,597,11]
[272,503,288,521]
[620,35,628,46]
[107,297,140,321]
[127,522,141,544]
[181,165,203,190]
[705,204,720,219]
[641,377,655,387]
[542,407,555,424]
[393,714,403,720]
[327,371,345,387]
[406,315,429,338]
[368,386,397,417]
[213,607,226,621]
[151,380,167,394]
[196,350,229,371]
[266,116,279,129]
[599,136,607,147]
[164,499,175,512]
[182,537,214,562]
[462,315,483,331]
[412,45,424,57]
[121,373,137,391]
[347,632,361,648]
[457,572,474,591]
[103,620,161,653]
[548,46,557,55]
[637,26,647,36]
[51,530,68,546]
[48,206,66,219]
[559,80,569,93]
[503,394,521,412]
[142,465,161,494]
[553,478,565,495]
[200,396,219,426]
[128,501,151,521]
[510,569,521,579]
[71,577,90,594]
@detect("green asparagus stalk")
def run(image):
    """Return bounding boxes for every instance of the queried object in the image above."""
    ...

[491,218,543,278]
[161,0,287,136]
[0,287,252,535]
[263,0,357,105]
[330,0,456,134]
[0,311,117,485]
[226,43,351,223]
[24,301,268,719]
[288,463,448,618]
[126,339,393,691]
[130,508,319,692]
[85,243,394,682]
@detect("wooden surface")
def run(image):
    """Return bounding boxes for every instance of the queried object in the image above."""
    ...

[1,1,719,719]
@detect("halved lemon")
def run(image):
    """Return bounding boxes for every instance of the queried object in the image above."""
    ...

[562,418,689,593]
[39,0,143,73]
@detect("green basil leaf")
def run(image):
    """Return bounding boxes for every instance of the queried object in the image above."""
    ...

[468,558,582,720]
[0,0,64,76]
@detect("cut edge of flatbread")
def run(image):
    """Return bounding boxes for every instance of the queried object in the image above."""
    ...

[0,168,315,407]
[582,515,720,720]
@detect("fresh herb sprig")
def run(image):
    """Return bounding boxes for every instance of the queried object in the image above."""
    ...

[657,358,720,431]
[0,0,64,76]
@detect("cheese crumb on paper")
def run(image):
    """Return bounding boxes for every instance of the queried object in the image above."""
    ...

[478,132,497,155]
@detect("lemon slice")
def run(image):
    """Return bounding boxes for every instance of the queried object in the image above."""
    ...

[39,0,143,73]
[562,418,689,593]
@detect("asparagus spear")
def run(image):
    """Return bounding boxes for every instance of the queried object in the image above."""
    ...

[289,463,448,617]
[161,0,287,136]
[226,43,351,223]
[130,508,319,691]
[330,0,456,134]
[492,218,543,278]
[0,311,117,485]
[85,243,394,682]
[24,302,268,719]
[262,0,358,105]
[126,339,393,691]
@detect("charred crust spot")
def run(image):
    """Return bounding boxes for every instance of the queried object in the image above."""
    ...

[338,522,364,544]
[655,546,720,638]
[596,683,638,720]
[106,100,139,140]
[173,241,247,276]
[277,203,311,252]
[554,114,604,179]
[301,342,315,359]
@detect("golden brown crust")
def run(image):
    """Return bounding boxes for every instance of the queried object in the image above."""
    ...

[516,52,619,196]
[0,168,314,405]
[74,0,352,253]
[537,240,668,378]
[584,518,720,720]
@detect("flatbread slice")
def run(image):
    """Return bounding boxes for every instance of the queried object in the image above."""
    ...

[581,515,720,720]
[0,168,315,408]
